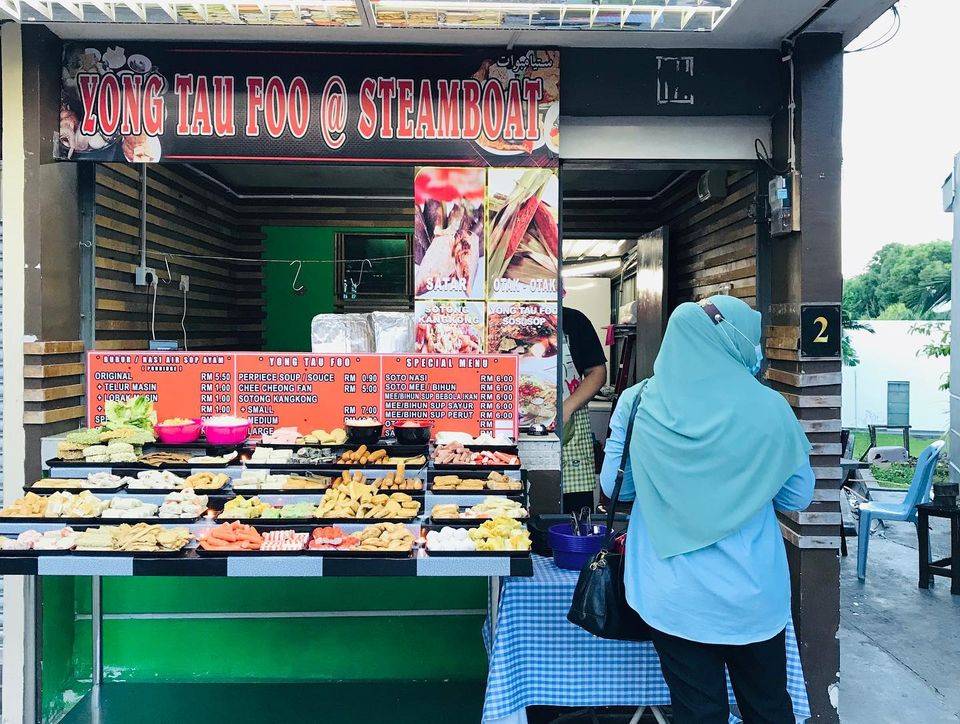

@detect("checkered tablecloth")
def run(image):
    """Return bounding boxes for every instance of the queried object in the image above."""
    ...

[482,555,811,723]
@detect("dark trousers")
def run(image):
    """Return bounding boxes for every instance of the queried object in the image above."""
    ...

[562,491,594,514]
[649,627,794,724]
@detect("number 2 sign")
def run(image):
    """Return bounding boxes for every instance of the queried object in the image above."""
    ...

[800,304,842,359]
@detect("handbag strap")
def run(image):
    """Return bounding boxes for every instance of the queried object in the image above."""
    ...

[602,382,645,547]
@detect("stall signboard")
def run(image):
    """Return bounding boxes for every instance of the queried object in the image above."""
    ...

[382,354,518,436]
[86,351,518,437]
[88,352,237,423]
[57,44,559,167]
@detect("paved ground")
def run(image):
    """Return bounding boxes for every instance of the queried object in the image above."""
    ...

[840,490,960,723]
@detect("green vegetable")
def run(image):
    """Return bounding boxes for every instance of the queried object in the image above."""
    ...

[103,396,157,432]
[65,428,104,446]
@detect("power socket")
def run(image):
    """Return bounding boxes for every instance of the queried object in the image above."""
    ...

[179,274,190,293]
[135,266,157,286]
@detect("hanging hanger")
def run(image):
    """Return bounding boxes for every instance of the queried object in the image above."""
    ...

[290,260,305,294]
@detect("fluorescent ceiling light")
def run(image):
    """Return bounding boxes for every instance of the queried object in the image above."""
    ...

[371,0,737,31]
[562,239,630,260]
[3,0,736,28]
[561,258,621,277]
[3,0,361,23]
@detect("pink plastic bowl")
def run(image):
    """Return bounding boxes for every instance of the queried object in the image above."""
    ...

[154,419,202,444]
[202,421,250,446]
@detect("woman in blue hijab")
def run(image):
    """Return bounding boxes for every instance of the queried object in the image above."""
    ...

[599,295,814,723]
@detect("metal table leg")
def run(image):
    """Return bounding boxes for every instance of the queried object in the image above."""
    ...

[92,575,103,688]
[951,515,960,596]
[917,511,931,590]
[488,575,500,640]
[24,575,40,724]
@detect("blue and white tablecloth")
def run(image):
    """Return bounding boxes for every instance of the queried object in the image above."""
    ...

[482,555,810,723]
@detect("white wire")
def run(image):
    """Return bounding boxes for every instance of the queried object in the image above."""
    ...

[181,288,188,351]
[845,6,900,54]
[162,252,411,265]
[150,276,158,341]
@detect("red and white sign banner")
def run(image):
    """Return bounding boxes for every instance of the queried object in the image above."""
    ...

[87,351,519,438]
[57,43,559,167]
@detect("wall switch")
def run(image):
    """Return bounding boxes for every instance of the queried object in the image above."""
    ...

[179,274,190,293]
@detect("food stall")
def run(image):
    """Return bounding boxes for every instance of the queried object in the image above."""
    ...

[0,4,884,719]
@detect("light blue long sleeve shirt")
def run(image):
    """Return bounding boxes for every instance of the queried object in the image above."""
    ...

[600,385,815,645]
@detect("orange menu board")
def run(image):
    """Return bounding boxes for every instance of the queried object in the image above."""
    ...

[382,354,518,437]
[234,354,381,436]
[87,352,237,426]
[87,352,518,437]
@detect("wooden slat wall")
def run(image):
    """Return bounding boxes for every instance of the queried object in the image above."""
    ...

[562,198,656,238]
[93,164,264,351]
[23,341,86,482]
[661,170,758,308]
[239,197,412,230]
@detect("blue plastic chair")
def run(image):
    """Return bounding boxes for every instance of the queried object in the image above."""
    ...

[856,440,944,581]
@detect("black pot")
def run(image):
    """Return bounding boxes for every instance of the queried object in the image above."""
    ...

[346,423,383,446]
[394,423,432,446]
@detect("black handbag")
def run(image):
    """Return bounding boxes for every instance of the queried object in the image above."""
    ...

[567,390,651,642]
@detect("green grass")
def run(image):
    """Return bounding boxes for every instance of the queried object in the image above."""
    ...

[850,430,939,460]
[847,429,948,490]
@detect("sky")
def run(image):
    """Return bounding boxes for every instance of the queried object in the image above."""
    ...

[842,0,960,278]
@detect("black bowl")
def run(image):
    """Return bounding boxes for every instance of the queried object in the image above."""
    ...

[346,424,383,446]
[394,424,432,445]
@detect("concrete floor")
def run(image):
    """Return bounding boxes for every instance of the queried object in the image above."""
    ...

[840,490,960,723]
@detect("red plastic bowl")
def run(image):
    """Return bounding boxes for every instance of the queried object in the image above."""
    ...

[154,419,202,444]
[202,420,250,446]
[394,421,432,445]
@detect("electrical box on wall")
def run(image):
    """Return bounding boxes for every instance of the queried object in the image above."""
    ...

[768,173,800,236]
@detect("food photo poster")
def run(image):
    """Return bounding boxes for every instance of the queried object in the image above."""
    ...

[414,167,486,300]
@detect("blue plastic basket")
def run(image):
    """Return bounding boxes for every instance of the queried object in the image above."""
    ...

[548,522,608,571]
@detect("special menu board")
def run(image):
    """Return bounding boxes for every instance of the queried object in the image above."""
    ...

[86,352,518,437]
[381,354,517,437]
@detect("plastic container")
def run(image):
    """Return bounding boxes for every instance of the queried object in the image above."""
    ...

[202,419,250,446]
[154,418,202,444]
[394,421,432,445]
[548,522,608,571]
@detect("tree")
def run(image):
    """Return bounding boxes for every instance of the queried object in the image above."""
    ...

[911,322,950,391]
[877,302,914,320]
[841,309,873,367]
[843,241,951,320]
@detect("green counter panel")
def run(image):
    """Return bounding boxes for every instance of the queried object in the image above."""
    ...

[73,615,487,682]
[43,577,488,722]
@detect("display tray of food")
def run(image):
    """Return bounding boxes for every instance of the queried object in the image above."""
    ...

[427,470,526,495]
[428,497,529,526]
[216,496,318,524]
[230,471,335,494]
[0,528,81,555]
[196,521,415,557]
[430,442,522,470]
[46,450,238,470]
[69,523,192,556]
[0,489,209,525]
[253,426,349,449]
[422,519,532,557]
[245,445,426,470]
[434,432,516,449]
[332,470,424,494]
[242,446,337,468]
[305,524,415,556]
[313,480,421,522]
[25,472,127,494]
[123,470,230,494]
